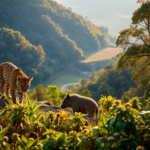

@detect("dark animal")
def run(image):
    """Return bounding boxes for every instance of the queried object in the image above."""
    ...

[61,94,98,116]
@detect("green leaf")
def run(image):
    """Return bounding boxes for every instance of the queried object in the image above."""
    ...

[26,93,31,107]
[117,138,128,144]
[7,97,14,105]
[32,113,42,122]
[33,103,43,113]
[102,115,107,125]
[57,133,67,146]
[128,113,134,122]
[109,118,116,128]
[118,121,127,130]
[32,99,37,109]
[16,102,20,107]
[12,115,18,120]
[95,137,103,143]
[28,138,39,148]
[0,125,10,138]
[21,135,28,144]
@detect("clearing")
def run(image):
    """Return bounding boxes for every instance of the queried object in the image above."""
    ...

[81,47,123,63]
[43,73,83,88]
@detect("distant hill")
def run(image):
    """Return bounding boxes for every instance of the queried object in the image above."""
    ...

[0,0,116,87]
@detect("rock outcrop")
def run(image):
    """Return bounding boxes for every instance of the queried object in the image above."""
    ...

[0,97,93,121]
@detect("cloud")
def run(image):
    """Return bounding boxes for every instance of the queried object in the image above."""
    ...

[116,14,132,19]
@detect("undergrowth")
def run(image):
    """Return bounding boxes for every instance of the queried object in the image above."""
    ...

[0,94,149,150]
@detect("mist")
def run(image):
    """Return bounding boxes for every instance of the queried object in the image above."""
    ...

[54,0,140,36]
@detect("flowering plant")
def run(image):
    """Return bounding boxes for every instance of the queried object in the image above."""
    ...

[99,95,115,112]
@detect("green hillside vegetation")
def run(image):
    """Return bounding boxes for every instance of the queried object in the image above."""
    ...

[0,0,116,87]
[68,61,138,101]
[0,28,46,86]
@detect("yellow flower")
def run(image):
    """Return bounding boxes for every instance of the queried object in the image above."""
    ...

[99,98,104,103]
[60,111,67,120]
[107,96,112,101]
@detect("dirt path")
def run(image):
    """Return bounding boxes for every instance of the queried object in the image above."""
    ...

[60,79,81,92]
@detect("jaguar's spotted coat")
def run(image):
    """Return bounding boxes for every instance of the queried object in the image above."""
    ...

[0,62,33,103]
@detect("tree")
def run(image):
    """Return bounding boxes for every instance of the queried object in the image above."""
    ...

[80,89,92,97]
[46,85,66,106]
[116,1,150,87]
[80,78,89,87]
[137,0,149,3]
[89,71,96,81]
[28,88,37,100]
[29,84,48,101]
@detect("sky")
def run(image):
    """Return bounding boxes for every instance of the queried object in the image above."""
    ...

[54,0,140,37]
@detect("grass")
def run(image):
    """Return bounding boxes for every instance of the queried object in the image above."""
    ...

[81,47,123,63]
[43,73,83,88]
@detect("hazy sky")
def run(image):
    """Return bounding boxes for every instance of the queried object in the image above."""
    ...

[54,0,140,37]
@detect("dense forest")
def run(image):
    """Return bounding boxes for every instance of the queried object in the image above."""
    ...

[0,0,116,87]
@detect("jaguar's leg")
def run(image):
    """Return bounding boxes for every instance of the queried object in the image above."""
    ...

[5,82,11,99]
[11,88,16,104]
[18,92,23,103]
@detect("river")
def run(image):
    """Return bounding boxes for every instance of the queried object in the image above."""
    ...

[60,79,81,92]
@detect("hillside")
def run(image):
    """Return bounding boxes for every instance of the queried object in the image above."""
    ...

[81,48,122,63]
[0,0,116,87]
[69,61,138,101]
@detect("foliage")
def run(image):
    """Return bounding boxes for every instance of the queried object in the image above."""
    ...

[145,97,150,108]
[99,95,115,112]
[116,1,150,87]
[29,84,66,106]
[46,85,66,106]
[68,61,136,101]
[89,71,96,81]
[80,89,92,97]
[129,97,142,110]
[0,126,10,150]
[29,84,49,101]
[121,86,145,103]
[80,78,89,88]
[0,94,150,149]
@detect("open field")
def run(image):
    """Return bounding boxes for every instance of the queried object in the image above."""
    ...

[81,47,123,63]
[43,73,83,88]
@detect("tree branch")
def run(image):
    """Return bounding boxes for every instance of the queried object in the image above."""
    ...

[140,35,150,47]
[139,23,147,29]
[138,61,150,75]
[148,19,150,35]
[144,19,148,27]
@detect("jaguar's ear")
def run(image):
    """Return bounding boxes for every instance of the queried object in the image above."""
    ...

[67,94,69,99]
[16,68,22,73]
[29,77,33,81]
